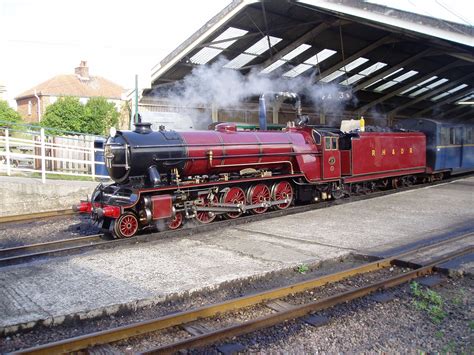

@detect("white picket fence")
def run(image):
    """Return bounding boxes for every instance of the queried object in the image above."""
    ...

[0,126,109,183]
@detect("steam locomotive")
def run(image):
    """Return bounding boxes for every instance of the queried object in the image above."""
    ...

[74,94,473,239]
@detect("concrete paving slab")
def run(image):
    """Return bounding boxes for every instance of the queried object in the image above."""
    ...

[0,177,473,334]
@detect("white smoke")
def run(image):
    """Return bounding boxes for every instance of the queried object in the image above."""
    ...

[154,57,354,125]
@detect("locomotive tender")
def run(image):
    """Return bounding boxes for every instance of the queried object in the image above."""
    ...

[74,104,472,239]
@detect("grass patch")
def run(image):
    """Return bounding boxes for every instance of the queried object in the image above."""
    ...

[410,281,447,324]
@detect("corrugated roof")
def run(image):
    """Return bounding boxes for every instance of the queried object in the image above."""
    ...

[145,0,473,122]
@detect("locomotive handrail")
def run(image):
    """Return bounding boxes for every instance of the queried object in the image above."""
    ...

[131,141,295,148]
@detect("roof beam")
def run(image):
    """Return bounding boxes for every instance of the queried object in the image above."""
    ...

[387,72,474,115]
[455,108,474,120]
[356,60,465,114]
[440,104,472,118]
[314,35,397,82]
[353,48,433,93]
[414,89,474,116]
[447,52,474,63]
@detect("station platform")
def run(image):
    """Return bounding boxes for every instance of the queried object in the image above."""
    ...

[1,177,473,334]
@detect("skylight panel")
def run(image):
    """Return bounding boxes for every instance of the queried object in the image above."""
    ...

[304,49,337,65]
[260,60,286,74]
[400,76,439,95]
[426,78,449,89]
[320,70,346,83]
[392,70,418,82]
[382,68,405,79]
[341,62,387,86]
[282,44,312,60]
[373,70,418,92]
[431,84,469,101]
[407,78,450,97]
[343,57,369,72]
[281,48,337,78]
[456,93,474,104]
[190,27,248,65]
[341,74,365,86]
[190,48,224,65]
[320,57,368,83]
[212,27,248,48]
[359,62,387,76]
[283,64,312,78]
[246,36,282,55]
[224,35,282,70]
[260,44,313,74]
[223,54,256,69]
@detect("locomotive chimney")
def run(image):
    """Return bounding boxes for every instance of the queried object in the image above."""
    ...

[134,122,153,134]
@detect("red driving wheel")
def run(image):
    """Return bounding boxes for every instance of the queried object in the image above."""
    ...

[195,195,218,224]
[271,181,294,210]
[247,184,270,214]
[114,212,139,238]
[167,212,183,230]
[221,187,246,219]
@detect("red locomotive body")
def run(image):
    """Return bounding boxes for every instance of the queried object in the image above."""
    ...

[75,113,431,239]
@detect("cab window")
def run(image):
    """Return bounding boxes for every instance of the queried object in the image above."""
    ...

[325,137,331,150]
[332,138,338,150]
[312,130,321,145]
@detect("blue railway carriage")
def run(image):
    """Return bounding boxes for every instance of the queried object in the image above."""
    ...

[398,118,474,175]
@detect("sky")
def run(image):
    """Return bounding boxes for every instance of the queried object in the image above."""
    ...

[0,0,472,107]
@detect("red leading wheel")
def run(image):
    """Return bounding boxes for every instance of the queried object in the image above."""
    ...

[247,184,270,214]
[167,212,183,230]
[113,212,139,238]
[195,195,218,224]
[271,181,294,210]
[221,187,246,219]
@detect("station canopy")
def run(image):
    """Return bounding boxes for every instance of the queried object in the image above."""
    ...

[146,0,473,123]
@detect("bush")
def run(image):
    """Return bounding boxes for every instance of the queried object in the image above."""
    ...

[41,96,119,135]
[41,96,85,132]
[0,100,22,128]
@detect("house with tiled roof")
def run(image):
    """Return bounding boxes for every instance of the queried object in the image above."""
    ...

[15,61,125,123]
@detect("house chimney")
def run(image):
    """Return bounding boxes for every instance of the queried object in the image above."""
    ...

[75,60,89,80]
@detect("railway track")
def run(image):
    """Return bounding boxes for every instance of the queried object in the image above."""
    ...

[0,234,107,267]
[1,174,471,267]
[0,209,74,224]
[13,232,472,354]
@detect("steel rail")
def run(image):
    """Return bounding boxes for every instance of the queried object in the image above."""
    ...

[0,234,106,267]
[14,234,472,355]
[0,209,74,224]
[145,246,472,355]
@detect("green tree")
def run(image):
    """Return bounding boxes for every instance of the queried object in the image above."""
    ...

[84,97,119,135]
[0,100,22,128]
[41,96,85,132]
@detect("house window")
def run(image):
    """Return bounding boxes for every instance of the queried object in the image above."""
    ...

[28,100,32,116]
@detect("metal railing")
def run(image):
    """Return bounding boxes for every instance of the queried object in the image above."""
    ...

[0,122,110,183]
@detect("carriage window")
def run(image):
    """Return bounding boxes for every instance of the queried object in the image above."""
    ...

[466,128,473,144]
[440,127,449,145]
[455,128,462,145]
[449,128,456,145]
[325,137,331,150]
[332,137,338,150]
